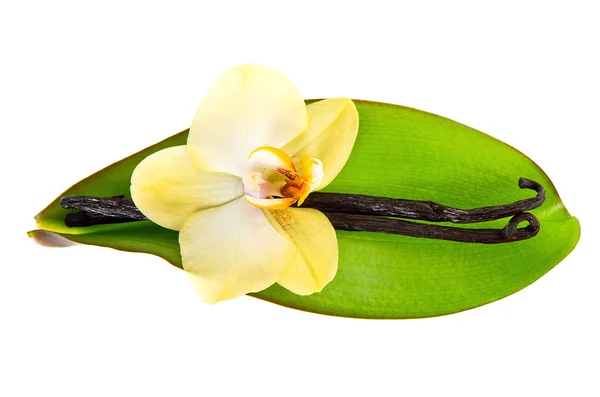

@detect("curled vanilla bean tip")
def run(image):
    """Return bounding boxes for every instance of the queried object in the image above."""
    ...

[518,177,545,205]
[503,212,540,241]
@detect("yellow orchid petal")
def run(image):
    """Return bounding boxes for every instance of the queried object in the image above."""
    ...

[188,64,308,176]
[245,195,295,210]
[131,146,242,231]
[282,98,359,190]
[264,208,338,295]
[180,198,296,303]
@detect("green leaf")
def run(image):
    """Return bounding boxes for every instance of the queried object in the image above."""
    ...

[31,100,580,318]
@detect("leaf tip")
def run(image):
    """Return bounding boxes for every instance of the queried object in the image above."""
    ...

[28,230,77,248]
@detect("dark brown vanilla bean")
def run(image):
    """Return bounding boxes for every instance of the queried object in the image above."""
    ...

[64,211,142,228]
[61,178,544,225]
[63,207,540,244]
[61,196,147,220]
[302,178,545,224]
[60,177,545,244]
[325,212,540,243]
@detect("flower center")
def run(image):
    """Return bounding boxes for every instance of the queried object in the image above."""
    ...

[243,146,323,210]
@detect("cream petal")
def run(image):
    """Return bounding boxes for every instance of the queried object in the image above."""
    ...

[131,146,243,231]
[180,197,296,303]
[188,64,308,176]
[264,208,338,295]
[282,98,359,190]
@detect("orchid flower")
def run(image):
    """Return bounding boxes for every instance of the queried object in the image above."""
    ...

[130,64,359,303]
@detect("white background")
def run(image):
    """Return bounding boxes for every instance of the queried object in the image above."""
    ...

[1,1,598,396]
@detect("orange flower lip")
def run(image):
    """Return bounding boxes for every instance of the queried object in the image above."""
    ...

[244,146,324,209]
